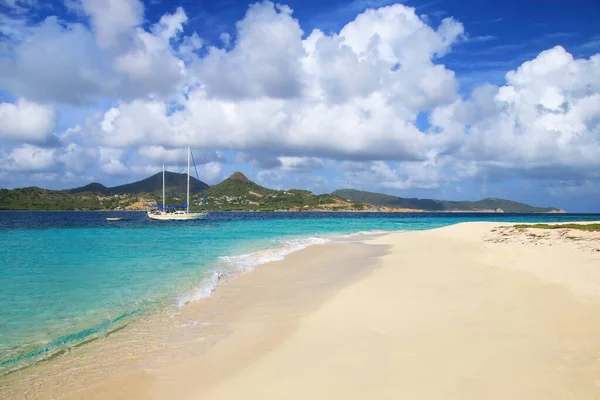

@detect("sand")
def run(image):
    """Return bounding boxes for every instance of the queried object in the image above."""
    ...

[3,222,600,399]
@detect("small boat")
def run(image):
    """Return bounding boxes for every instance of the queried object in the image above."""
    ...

[147,146,208,221]
[106,217,123,221]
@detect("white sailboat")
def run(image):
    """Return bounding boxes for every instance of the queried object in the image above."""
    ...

[147,146,208,221]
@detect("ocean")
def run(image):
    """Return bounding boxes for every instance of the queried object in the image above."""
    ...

[1,211,598,374]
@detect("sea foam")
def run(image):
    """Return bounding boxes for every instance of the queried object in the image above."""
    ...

[175,236,330,307]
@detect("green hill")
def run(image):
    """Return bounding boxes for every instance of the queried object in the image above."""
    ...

[68,182,110,194]
[0,187,108,210]
[206,171,275,198]
[0,172,564,212]
[68,171,208,197]
[333,189,563,213]
[205,172,355,211]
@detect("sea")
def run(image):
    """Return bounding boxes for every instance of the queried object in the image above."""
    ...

[1,211,598,374]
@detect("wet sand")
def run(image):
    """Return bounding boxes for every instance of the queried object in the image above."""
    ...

[3,222,600,399]
[1,238,384,399]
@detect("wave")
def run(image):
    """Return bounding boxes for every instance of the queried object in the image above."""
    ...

[0,235,332,374]
[175,270,223,307]
[336,229,398,238]
[0,308,140,375]
[175,236,330,307]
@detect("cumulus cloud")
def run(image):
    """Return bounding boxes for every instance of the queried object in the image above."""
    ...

[431,46,600,179]
[278,156,324,172]
[0,4,188,103]
[0,145,56,172]
[98,147,128,176]
[335,157,469,190]
[196,2,306,99]
[0,0,599,200]
[80,0,144,49]
[97,2,463,165]
[195,162,223,183]
[256,169,329,192]
[0,99,56,143]
[138,145,188,165]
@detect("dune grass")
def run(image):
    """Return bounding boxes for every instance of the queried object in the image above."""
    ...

[514,223,600,232]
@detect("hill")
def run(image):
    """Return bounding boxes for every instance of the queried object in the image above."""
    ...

[0,187,118,210]
[205,172,361,211]
[0,172,565,212]
[206,171,275,198]
[333,189,564,213]
[68,171,208,196]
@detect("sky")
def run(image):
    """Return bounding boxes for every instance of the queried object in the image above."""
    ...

[0,0,599,212]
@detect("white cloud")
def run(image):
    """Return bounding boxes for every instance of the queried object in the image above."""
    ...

[112,7,187,95]
[56,143,95,174]
[256,169,328,192]
[0,0,599,198]
[195,161,222,183]
[0,145,56,172]
[278,156,323,171]
[0,13,28,41]
[0,5,187,104]
[80,0,144,49]
[335,152,479,190]
[0,99,56,143]
[97,2,463,165]
[98,147,128,176]
[467,35,496,43]
[0,0,37,13]
[432,46,600,179]
[138,145,187,164]
[196,2,306,99]
[0,17,105,104]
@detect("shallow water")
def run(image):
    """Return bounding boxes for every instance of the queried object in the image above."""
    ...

[1,211,598,373]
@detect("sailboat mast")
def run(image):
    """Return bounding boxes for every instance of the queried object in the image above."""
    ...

[187,146,190,214]
[162,163,165,213]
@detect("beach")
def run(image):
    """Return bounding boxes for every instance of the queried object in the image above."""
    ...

[3,221,600,399]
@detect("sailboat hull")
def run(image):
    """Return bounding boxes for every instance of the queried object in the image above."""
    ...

[148,146,208,221]
[147,212,208,220]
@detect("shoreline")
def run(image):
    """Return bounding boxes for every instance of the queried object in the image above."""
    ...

[2,221,600,398]
[0,232,388,399]
[0,229,377,376]
[0,209,574,213]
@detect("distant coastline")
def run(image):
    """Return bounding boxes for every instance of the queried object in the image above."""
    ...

[0,208,568,214]
[0,171,565,213]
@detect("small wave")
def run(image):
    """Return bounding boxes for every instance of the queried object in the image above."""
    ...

[220,236,330,274]
[0,309,140,375]
[176,236,329,307]
[336,230,394,238]
[176,270,223,307]
[335,229,411,238]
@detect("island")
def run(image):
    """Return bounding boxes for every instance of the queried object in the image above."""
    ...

[0,171,565,213]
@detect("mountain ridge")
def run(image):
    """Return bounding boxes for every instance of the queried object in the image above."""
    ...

[0,172,565,212]
[333,189,564,213]
[67,171,208,195]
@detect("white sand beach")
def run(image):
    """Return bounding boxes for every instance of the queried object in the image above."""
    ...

[3,222,600,399]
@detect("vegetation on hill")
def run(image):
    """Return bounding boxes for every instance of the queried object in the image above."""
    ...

[205,172,362,211]
[0,172,563,212]
[333,189,563,213]
[0,187,127,210]
[68,171,208,197]
[206,171,275,198]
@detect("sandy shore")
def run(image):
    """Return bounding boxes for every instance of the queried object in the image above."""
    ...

[3,221,600,399]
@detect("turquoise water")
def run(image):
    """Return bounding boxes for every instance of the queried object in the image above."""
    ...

[1,211,598,373]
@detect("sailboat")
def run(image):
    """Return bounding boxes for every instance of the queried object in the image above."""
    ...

[146,146,208,221]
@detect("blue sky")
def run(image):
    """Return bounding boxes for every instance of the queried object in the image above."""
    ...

[0,0,599,212]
